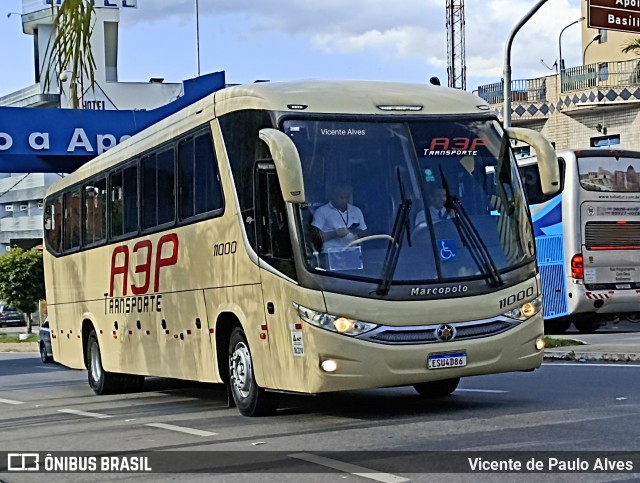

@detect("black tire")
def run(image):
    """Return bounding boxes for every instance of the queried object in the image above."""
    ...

[414,377,460,398]
[86,330,120,395]
[574,320,599,334]
[39,342,52,363]
[228,326,278,416]
[544,318,572,335]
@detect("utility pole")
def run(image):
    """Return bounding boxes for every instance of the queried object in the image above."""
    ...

[446,0,466,90]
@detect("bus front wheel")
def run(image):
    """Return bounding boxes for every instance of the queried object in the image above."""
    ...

[228,326,278,417]
[413,377,460,398]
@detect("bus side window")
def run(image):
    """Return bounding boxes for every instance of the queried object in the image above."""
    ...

[83,177,107,245]
[178,131,223,221]
[44,197,63,253]
[63,189,81,250]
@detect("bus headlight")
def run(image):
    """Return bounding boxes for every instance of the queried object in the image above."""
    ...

[503,296,543,321]
[294,303,378,336]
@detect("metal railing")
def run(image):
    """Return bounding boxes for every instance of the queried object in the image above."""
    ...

[477,76,548,105]
[561,58,640,92]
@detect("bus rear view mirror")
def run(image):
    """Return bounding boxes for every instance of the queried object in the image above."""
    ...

[506,127,560,195]
[258,128,306,203]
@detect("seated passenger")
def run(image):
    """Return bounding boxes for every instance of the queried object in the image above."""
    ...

[415,186,453,226]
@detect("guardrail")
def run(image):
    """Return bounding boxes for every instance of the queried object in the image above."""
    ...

[561,59,640,92]
[477,76,548,105]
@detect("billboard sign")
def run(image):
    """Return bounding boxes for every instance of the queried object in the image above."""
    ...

[0,71,225,173]
[588,0,640,34]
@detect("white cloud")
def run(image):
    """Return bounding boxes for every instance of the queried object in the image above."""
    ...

[122,0,582,89]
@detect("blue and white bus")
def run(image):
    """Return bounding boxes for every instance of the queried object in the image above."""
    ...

[518,149,640,333]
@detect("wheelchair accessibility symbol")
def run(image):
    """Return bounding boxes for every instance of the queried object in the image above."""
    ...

[438,239,457,261]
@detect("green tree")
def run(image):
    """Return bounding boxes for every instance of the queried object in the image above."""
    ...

[621,38,640,56]
[43,0,97,109]
[0,248,46,334]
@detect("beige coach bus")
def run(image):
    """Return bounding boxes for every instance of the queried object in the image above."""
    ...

[43,80,559,416]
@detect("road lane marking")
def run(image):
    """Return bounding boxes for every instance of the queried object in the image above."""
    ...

[290,453,409,483]
[0,398,24,405]
[58,409,111,419]
[456,389,508,393]
[145,422,217,437]
[544,363,640,368]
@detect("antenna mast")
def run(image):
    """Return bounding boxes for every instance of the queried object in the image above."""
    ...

[446,0,466,90]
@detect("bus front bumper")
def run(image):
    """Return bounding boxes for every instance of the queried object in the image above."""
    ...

[299,313,544,394]
[568,284,640,316]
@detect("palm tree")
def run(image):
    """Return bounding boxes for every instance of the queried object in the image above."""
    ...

[621,37,640,56]
[43,0,96,109]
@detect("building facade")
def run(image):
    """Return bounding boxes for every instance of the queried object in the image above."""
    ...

[0,0,185,252]
[476,1,640,156]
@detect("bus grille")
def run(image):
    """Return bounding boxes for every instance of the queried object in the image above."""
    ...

[362,319,514,345]
[585,222,640,250]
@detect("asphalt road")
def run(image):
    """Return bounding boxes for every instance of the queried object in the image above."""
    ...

[1,354,640,482]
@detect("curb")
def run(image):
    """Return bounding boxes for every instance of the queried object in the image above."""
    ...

[544,350,640,362]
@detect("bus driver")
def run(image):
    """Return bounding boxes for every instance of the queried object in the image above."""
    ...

[311,183,368,251]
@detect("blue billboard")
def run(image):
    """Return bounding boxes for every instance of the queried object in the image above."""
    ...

[0,71,225,173]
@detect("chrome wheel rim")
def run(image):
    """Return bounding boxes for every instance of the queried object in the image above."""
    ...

[90,341,102,383]
[230,341,252,399]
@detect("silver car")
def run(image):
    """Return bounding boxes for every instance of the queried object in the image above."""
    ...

[39,318,54,363]
[0,304,24,327]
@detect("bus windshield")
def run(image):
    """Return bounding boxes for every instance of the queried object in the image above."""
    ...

[284,118,534,285]
[578,155,640,192]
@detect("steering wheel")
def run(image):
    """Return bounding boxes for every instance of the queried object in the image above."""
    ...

[344,234,395,249]
[413,222,429,241]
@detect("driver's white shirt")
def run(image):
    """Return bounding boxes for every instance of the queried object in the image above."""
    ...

[311,201,367,251]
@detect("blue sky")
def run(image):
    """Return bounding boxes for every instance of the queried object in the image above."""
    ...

[0,0,583,96]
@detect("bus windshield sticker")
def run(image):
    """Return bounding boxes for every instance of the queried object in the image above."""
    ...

[291,331,304,357]
[438,239,457,261]
[422,137,487,157]
[327,247,363,271]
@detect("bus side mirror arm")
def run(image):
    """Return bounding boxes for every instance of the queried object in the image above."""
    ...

[258,128,306,203]
[506,127,560,195]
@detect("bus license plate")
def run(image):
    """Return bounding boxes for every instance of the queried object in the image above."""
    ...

[428,352,467,369]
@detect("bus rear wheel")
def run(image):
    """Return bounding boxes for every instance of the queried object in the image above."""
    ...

[544,318,572,335]
[413,377,460,398]
[228,326,278,417]
[573,320,599,334]
[87,330,120,395]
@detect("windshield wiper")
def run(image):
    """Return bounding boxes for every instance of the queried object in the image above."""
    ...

[439,167,504,288]
[376,168,412,296]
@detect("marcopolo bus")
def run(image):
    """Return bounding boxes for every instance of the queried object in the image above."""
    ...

[518,149,640,333]
[43,80,559,416]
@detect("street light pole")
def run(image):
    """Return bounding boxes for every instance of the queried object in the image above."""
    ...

[559,16,585,71]
[583,34,602,65]
[195,0,201,76]
[503,0,549,128]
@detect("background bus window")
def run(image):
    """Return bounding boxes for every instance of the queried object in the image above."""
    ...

[142,148,175,230]
[110,164,139,238]
[519,158,565,204]
[44,197,63,253]
[83,178,107,245]
[63,189,81,250]
[179,132,223,220]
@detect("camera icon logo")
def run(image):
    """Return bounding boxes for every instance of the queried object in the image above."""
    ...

[7,453,40,471]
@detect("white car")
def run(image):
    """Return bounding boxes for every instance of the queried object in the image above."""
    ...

[38,318,53,363]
